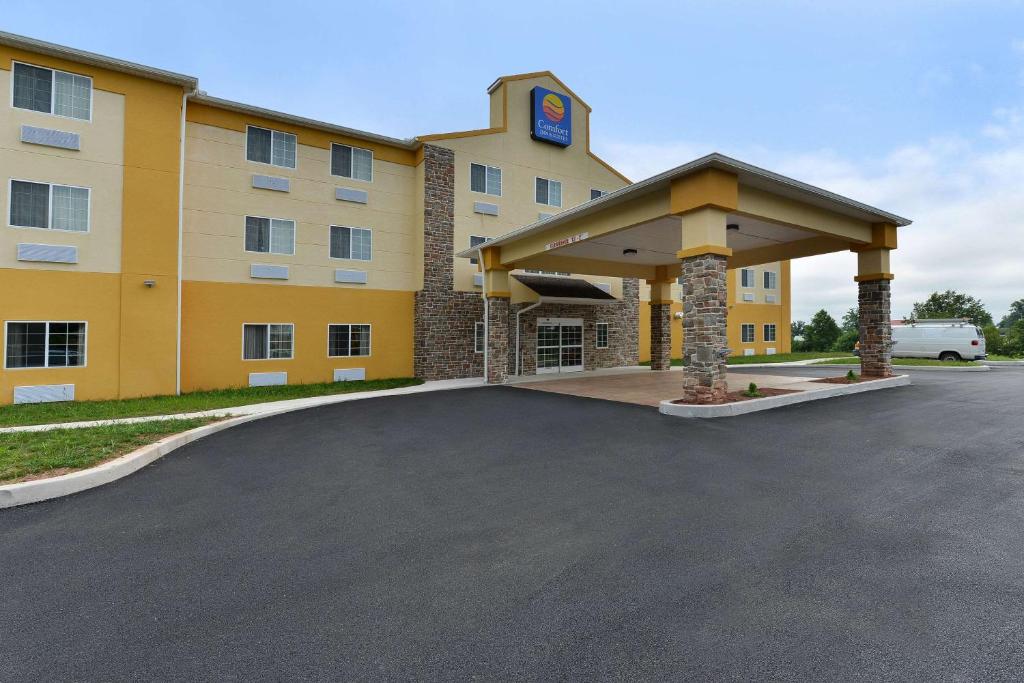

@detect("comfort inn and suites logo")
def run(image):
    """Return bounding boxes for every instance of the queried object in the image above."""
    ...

[531,86,572,147]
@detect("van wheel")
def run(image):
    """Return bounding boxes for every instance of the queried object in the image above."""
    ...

[939,351,961,362]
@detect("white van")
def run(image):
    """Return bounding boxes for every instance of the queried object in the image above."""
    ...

[891,319,987,361]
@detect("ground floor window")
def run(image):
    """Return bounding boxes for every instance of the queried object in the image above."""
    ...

[596,322,609,348]
[741,324,755,344]
[243,323,293,360]
[475,322,484,353]
[763,323,777,342]
[328,324,371,357]
[5,321,86,368]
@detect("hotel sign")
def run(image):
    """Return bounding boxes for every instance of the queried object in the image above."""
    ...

[545,232,589,250]
[530,86,572,147]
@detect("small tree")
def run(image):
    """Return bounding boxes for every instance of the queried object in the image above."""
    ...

[983,324,1004,356]
[911,290,993,327]
[791,320,808,352]
[999,299,1024,330]
[803,309,842,351]
[1004,320,1024,357]
[833,329,859,352]
[841,307,859,332]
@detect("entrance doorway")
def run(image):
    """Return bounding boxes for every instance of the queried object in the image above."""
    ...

[537,317,584,374]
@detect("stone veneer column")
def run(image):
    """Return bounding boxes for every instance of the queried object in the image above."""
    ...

[681,254,729,403]
[649,303,672,370]
[486,297,510,383]
[858,278,894,378]
[621,278,641,365]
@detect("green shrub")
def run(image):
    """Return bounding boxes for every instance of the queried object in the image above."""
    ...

[742,382,763,398]
[983,324,1004,356]
[846,370,857,382]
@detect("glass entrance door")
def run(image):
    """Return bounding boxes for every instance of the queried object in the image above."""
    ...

[536,318,584,374]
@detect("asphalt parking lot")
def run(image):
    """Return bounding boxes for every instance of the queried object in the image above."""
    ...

[3,367,1024,680]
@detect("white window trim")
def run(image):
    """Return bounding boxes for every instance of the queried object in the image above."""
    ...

[469,163,502,197]
[7,178,91,233]
[241,323,294,361]
[244,215,296,256]
[10,60,94,123]
[326,323,373,358]
[468,235,489,264]
[740,268,755,289]
[763,323,777,342]
[535,176,563,208]
[475,321,484,353]
[330,143,374,182]
[741,323,756,344]
[595,322,609,349]
[329,225,372,262]
[245,125,297,170]
[590,188,608,200]
[763,271,778,289]
[3,320,88,370]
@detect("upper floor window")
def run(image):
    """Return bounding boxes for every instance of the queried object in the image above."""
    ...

[740,268,756,288]
[12,62,91,121]
[246,125,296,169]
[9,180,89,232]
[331,143,372,181]
[470,163,501,196]
[243,323,293,360]
[245,216,295,255]
[535,177,562,207]
[5,321,86,368]
[763,271,778,289]
[591,189,608,200]
[468,235,488,265]
[330,226,372,261]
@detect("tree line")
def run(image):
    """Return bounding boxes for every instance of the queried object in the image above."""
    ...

[791,291,1024,356]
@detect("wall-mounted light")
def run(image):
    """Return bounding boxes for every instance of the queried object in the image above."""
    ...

[622,248,638,256]
[143,280,156,288]
[727,223,740,232]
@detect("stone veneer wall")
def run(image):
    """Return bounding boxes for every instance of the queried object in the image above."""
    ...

[649,302,672,371]
[681,254,729,403]
[858,278,894,378]
[414,144,484,380]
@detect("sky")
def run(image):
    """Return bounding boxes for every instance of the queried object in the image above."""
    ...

[5,0,1024,323]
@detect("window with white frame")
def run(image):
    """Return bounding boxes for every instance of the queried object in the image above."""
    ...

[243,323,293,360]
[741,324,755,343]
[12,62,92,120]
[5,321,86,368]
[475,322,484,353]
[328,324,371,357]
[591,189,607,200]
[245,216,295,255]
[596,322,609,349]
[763,271,778,289]
[330,226,372,261]
[470,163,501,196]
[468,235,488,265]
[741,268,756,288]
[535,177,562,207]
[9,180,90,232]
[246,125,296,169]
[763,323,777,342]
[331,143,372,181]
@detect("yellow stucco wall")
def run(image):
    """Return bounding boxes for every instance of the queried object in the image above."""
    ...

[181,281,414,391]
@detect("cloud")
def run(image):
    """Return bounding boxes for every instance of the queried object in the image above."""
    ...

[599,113,1024,324]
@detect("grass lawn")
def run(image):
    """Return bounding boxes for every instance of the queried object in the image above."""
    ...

[815,357,980,366]
[986,354,1024,361]
[0,377,423,428]
[640,352,846,368]
[0,418,216,483]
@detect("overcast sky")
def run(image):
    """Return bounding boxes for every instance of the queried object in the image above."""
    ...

[6,1,1023,322]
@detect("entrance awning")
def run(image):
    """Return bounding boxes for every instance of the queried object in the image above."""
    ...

[513,274,617,305]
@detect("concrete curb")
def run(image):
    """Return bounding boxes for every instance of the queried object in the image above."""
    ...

[814,363,990,372]
[0,377,487,508]
[981,360,1024,367]
[659,374,911,418]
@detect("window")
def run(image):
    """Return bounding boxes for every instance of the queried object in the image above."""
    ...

[741,268,755,288]
[246,126,296,169]
[475,322,484,353]
[245,216,295,255]
[328,324,371,357]
[591,189,607,200]
[243,323,293,360]
[331,143,372,181]
[763,323,777,342]
[468,235,488,265]
[596,323,609,349]
[741,324,755,344]
[470,163,501,196]
[763,271,778,289]
[535,177,562,207]
[5,321,86,368]
[13,62,92,120]
[9,180,90,232]
[330,226,372,261]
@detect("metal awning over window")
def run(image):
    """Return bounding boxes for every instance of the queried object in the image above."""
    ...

[512,274,616,305]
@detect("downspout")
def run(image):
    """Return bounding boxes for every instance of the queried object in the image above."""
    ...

[478,247,487,381]
[175,87,194,395]
[515,300,542,377]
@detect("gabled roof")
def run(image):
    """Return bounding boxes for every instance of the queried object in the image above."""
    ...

[0,30,197,88]
[486,71,592,112]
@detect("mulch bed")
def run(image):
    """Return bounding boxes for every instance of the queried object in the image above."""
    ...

[671,387,801,406]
